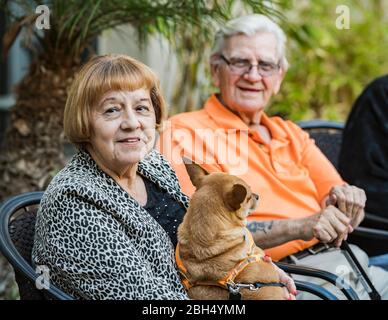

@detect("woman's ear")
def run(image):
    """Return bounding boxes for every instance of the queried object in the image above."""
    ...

[273,67,286,95]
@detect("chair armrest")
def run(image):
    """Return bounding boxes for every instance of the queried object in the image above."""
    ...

[294,280,338,300]
[363,212,388,230]
[297,120,344,130]
[275,261,359,300]
[0,192,74,300]
[352,226,388,240]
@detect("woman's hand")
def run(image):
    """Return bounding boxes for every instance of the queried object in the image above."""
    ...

[263,255,297,300]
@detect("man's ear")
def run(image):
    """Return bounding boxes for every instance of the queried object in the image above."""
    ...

[183,157,209,188]
[210,56,221,88]
[273,66,286,95]
[225,183,247,211]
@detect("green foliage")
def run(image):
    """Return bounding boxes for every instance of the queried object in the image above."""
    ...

[2,0,278,60]
[267,0,388,121]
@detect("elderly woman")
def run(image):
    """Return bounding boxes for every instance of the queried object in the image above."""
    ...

[32,54,190,299]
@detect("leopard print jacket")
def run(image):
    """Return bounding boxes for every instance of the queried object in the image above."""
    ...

[32,148,190,300]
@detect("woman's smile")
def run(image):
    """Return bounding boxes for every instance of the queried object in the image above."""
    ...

[117,136,143,147]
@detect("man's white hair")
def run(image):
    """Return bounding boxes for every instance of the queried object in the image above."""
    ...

[211,14,289,70]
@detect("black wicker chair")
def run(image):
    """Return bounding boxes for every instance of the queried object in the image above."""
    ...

[298,120,388,257]
[0,192,74,300]
[0,192,359,300]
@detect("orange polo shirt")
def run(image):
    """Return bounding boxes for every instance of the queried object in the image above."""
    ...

[157,94,344,261]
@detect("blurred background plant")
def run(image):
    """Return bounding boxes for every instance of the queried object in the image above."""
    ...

[263,0,388,121]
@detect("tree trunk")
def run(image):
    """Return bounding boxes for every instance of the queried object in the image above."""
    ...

[0,57,79,200]
[0,54,80,299]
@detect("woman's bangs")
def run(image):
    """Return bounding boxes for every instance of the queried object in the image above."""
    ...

[87,61,155,108]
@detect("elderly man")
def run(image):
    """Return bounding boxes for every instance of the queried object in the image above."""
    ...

[158,14,388,299]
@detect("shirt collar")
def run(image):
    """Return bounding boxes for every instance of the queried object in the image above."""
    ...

[204,94,287,142]
[204,94,249,131]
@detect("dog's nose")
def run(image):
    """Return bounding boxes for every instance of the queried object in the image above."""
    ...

[253,193,259,201]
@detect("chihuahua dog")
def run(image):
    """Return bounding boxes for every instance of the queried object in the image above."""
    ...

[177,161,285,300]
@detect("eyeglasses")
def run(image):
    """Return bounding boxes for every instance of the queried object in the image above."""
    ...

[220,54,280,77]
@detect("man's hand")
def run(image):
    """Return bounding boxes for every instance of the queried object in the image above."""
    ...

[305,205,352,247]
[326,184,366,229]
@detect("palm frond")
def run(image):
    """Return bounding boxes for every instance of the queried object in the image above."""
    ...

[2,0,281,59]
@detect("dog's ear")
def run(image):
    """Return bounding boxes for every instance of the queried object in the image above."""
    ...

[225,183,247,211]
[183,157,209,188]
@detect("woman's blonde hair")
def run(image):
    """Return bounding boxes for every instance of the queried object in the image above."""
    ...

[64,54,166,148]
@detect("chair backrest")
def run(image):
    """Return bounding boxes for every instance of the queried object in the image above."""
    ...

[298,120,388,228]
[0,192,74,300]
[297,120,344,170]
[297,120,384,299]
[10,208,44,299]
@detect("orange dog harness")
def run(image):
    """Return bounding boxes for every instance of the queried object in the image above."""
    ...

[175,229,284,295]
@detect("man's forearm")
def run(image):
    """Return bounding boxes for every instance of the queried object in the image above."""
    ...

[247,217,315,249]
